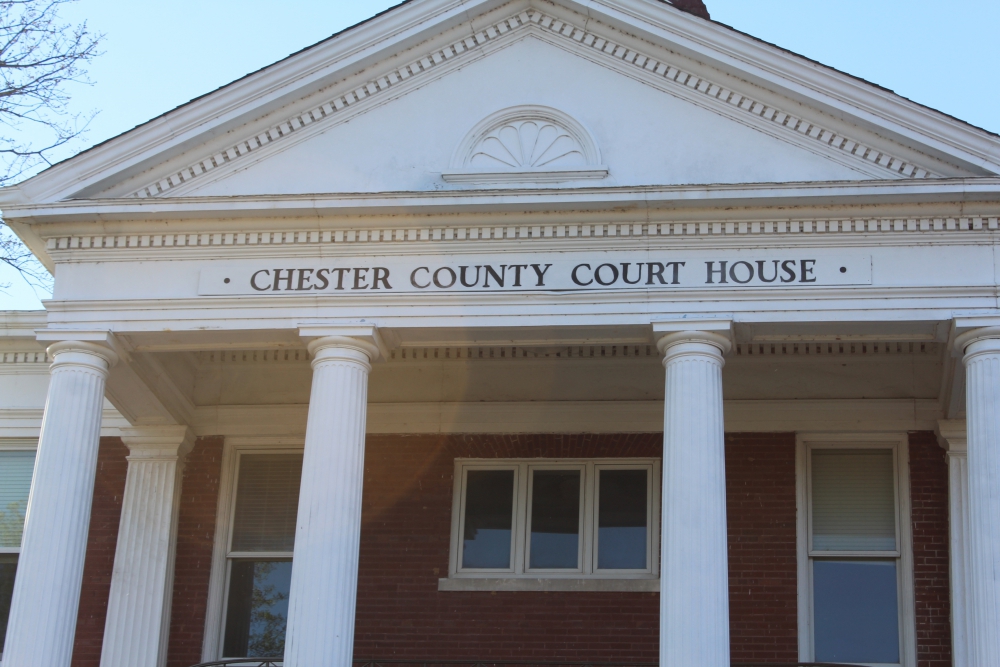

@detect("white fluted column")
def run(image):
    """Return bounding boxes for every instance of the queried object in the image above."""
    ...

[956,327,1000,667]
[3,338,118,667]
[284,328,381,667]
[656,327,732,667]
[938,419,970,667]
[100,426,193,667]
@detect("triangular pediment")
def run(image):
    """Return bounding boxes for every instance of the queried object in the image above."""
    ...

[5,0,999,206]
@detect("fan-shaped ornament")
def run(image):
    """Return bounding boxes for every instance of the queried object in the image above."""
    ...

[442,106,607,183]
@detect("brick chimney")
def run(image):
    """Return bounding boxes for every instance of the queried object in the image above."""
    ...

[668,0,710,20]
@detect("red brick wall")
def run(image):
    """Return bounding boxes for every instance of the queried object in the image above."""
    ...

[354,433,800,661]
[71,437,129,667]
[166,436,225,667]
[150,431,953,664]
[355,434,663,661]
[725,433,798,663]
[908,431,952,667]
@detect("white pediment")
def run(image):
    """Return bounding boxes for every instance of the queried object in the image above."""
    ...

[165,34,880,197]
[4,0,998,206]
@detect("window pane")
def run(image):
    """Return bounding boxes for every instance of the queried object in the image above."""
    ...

[223,560,292,658]
[598,469,648,569]
[814,560,900,664]
[231,454,302,552]
[0,554,17,650]
[0,451,35,548]
[529,470,581,569]
[462,470,514,569]
[812,449,896,551]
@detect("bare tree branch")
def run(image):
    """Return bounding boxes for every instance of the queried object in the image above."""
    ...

[0,0,103,297]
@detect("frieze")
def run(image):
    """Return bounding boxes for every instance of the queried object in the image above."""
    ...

[197,253,872,295]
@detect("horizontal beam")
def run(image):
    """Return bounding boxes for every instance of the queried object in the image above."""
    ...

[192,398,941,436]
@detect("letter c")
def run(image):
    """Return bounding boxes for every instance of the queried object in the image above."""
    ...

[250,269,270,291]
[410,267,431,288]
[571,263,593,286]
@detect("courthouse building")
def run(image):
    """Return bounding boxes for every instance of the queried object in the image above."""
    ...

[1,0,1000,666]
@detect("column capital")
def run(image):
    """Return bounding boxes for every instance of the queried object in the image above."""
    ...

[299,324,387,361]
[119,425,194,460]
[955,326,1000,357]
[36,329,121,369]
[652,319,733,356]
[937,419,967,455]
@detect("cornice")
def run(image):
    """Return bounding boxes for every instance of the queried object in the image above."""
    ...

[7,179,1000,226]
[120,7,944,200]
[40,215,1000,262]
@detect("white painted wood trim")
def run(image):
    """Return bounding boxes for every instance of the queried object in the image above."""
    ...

[795,432,916,667]
[201,438,303,662]
[437,577,659,592]
[446,458,659,582]
[191,399,942,437]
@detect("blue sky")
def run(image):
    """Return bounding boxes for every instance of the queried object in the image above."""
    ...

[1,0,997,309]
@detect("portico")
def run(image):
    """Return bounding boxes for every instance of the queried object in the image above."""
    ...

[0,1,998,666]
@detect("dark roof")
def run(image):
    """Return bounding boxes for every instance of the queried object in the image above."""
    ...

[668,0,710,20]
[28,0,996,179]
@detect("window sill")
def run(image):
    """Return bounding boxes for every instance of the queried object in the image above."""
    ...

[438,577,659,592]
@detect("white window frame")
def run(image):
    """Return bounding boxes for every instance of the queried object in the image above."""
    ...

[0,440,37,558]
[203,437,303,663]
[795,433,916,667]
[445,458,660,591]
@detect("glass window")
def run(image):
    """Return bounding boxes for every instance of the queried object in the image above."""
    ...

[223,560,293,659]
[528,470,581,569]
[812,449,896,552]
[224,452,302,659]
[597,469,648,570]
[813,560,900,664]
[461,470,515,569]
[0,449,34,652]
[230,454,302,553]
[452,460,657,579]
[808,447,902,665]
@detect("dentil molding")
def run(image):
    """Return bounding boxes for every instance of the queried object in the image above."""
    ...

[44,215,1000,257]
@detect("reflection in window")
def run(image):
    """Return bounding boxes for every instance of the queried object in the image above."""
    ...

[598,469,647,569]
[814,560,900,664]
[462,470,514,569]
[223,560,292,658]
[0,554,17,649]
[529,470,581,569]
[451,460,657,580]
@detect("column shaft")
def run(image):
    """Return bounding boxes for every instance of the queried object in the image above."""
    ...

[3,343,117,667]
[960,332,1000,667]
[100,427,192,667]
[284,337,375,667]
[659,333,731,667]
[949,448,971,667]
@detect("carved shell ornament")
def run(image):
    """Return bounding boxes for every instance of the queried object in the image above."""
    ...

[442,105,608,183]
